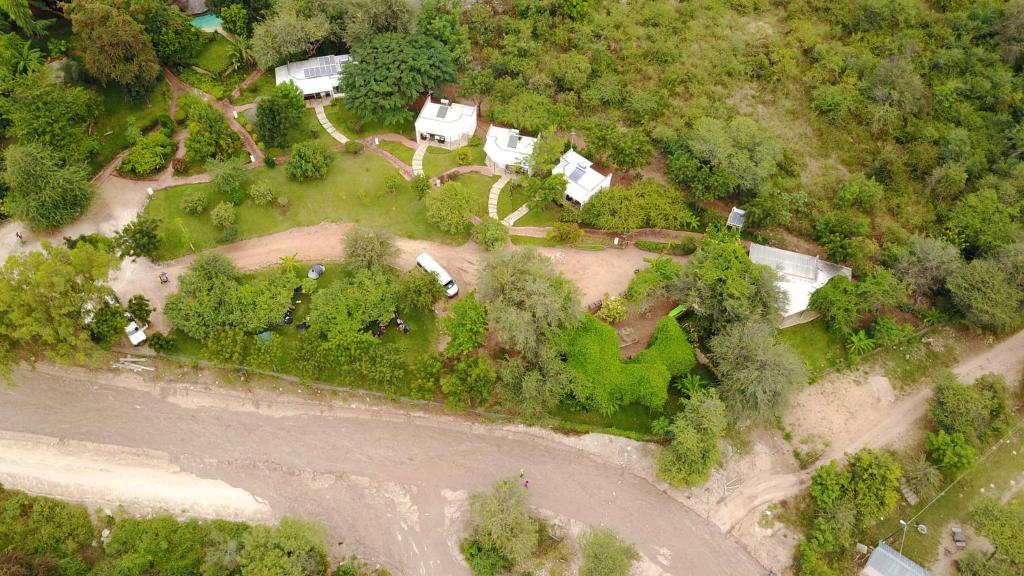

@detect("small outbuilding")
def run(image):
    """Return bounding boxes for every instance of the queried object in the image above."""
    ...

[414,98,477,149]
[274,54,351,99]
[860,543,930,576]
[748,243,852,325]
[483,126,537,175]
[551,149,612,206]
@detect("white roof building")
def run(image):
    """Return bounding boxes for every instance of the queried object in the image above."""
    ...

[414,98,477,148]
[274,54,350,98]
[552,149,612,205]
[748,243,852,319]
[483,126,537,174]
[860,543,930,576]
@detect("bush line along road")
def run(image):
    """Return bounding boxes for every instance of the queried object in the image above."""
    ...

[0,364,762,576]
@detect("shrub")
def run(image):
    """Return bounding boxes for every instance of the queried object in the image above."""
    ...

[656,389,727,486]
[119,133,176,176]
[925,430,976,475]
[210,202,236,229]
[263,155,276,168]
[550,222,584,244]
[425,182,473,235]
[344,140,364,154]
[596,296,627,324]
[285,142,334,180]
[180,189,208,214]
[456,147,473,165]
[635,238,698,256]
[472,218,509,250]
[210,158,247,204]
[147,331,176,353]
[626,256,683,312]
[410,174,430,198]
[171,157,187,173]
[579,529,639,576]
[248,181,276,206]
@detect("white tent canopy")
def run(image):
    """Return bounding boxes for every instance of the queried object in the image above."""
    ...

[274,54,350,98]
[483,125,537,173]
[552,149,612,205]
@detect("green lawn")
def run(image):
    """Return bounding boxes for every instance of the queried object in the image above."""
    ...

[378,140,414,165]
[450,172,499,219]
[865,423,1024,567]
[423,145,486,178]
[778,318,846,381]
[233,73,276,105]
[253,107,337,157]
[90,81,171,173]
[497,180,562,227]
[326,100,415,139]
[195,33,234,74]
[146,151,463,260]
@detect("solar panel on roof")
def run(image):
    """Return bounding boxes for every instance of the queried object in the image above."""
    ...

[569,166,587,182]
[507,133,519,148]
[436,105,449,119]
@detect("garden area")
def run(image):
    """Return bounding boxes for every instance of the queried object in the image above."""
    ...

[496,179,563,228]
[89,81,172,172]
[241,107,337,157]
[146,151,460,260]
[422,144,486,178]
[176,32,251,99]
[326,100,415,140]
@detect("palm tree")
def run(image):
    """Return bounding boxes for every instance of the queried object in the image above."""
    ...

[278,253,299,275]
[846,330,876,357]
[673,373,706,399]
[12,39,42,75]
[224,38,255,79]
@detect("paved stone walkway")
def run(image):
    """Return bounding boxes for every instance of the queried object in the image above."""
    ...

[487,174,511,219]
[314,106,349,144]
[502,203,530,226]
[412,143,427,176]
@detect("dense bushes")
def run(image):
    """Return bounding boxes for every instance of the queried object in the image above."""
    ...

[285,142,335,180]
[118,133,176,176]
[656,389,727,486]
[581,180,697,234]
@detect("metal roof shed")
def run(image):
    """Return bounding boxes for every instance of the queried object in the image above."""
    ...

[860,543,930,576]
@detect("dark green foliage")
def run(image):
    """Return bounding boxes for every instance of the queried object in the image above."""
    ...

[441,355,496,409]
[581,180,698,233]
[670,230,785,333]
[809,269,909,334]
[0,486,95,566]
[119,133,176,176]
[256,82,304,148]
[972,499,1024,569]
[344,141,364,154]
[667,116,782,200]
[127,294,154,325]
[307,269,398,338]
[708,319,806,421]
[4,145,94,230]
[339,33,457,125]
[133,0,206,67]
[285,142,334,181]
[418,0,471,66]
[115,215,161,259]
[656,389,727,487]
[68,0,161,88]
[945,189,1021,258]
[146,331,176,352]
[925,430,976,475]
[221,4,249,37]
[398,267,445,312]
[4,74,101,163]
[813,211,875,268]
[929,372,1012,447]
[442,292,488,356]
[182,97,235,163]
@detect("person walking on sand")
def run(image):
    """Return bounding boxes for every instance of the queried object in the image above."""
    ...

[523,479,529,489]
[519,468,524,479]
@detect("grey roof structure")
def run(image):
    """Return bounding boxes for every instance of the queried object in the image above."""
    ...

[748,243,852,317]
[860,543,930,576]
[727,207,746,228]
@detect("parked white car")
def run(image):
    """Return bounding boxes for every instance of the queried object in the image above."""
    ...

[415,253,458,297]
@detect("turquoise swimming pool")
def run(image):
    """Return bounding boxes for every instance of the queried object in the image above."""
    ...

[191,13,222,30]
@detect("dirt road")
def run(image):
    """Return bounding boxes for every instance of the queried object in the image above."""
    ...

[709,329,1024,532]
[0,365,762,576]
[109,222,681,331]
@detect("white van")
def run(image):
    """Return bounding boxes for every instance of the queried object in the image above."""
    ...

[416,252,458,297]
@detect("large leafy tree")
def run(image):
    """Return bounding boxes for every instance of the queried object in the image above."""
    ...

[708,319,807,421]
[306,268,398,341]
[341,227,398,271]
[239,518,328,576]
[477,248,581,358]
[4,145,94,229]
[892,234,962,301]
[581,180,698,233]
[466,478,538,572]
[67,0,161,88]
[182,97,234,162]
[579,529,638,576]
[948,258,1023,333]
[441,291,488,356]
[339,33,457,125]
[945,189,1021,258]
[342,0,414,47]
[255,82,305,148]
[656,388,727,487]
[250,0,331,70]
[669,230,785,333]
[417,0,470,66]
[4,73,101,163]
[0,243,118,373]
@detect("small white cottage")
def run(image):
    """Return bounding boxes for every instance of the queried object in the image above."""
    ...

[483,126,537,174]
[274,54,351,99]
[552,149,612,206]
[414,98,477,149]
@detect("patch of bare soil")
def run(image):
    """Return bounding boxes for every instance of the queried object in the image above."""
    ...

[932,524,992,576]
[617,300,676,359]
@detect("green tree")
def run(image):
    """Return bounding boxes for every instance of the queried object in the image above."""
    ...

[417,0,470,65]
[581,180,697,234]
[930,372,1012,446]
[285,142,334,180]
[210,202,237,229]
[398,267,445,312]
[240,518,327,576]
[250,0,330,69]
[441,354,496,409]
[338,33,456,125]
[221,4,249,36]
[183,98,235,162]
[442,292,488,356]
[425,182,473,235]
[210,157,248,202]
[342,0,414,47]
[129,0,206,67]
[477,248,582,358]
[626,256,683,313]
[119,132,177,176]
[465,477,538,571]
[68,0,161,87]
[0,243,118,372]
[4,145,94,230]
[945,189,1021,258]
[472,218,509,251]
[256,82,305,148]
[249,181,276,205]
[342,227,397,271]
[948,259,1024,333]
[972,498,1024,568]
[892,234,962,301]
[88,301,128,348]
[670,231,785,333]
[5,74,101,162]
[925,430,976,475]
[306,269,398,339]
[127,294,154,325]
[656,389,727,486]
[708,319,807,420]
[114,215,161,259]
[579,529,638,576]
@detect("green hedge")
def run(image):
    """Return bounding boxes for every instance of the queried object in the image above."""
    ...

[634,238,698,256]
[629,316,696,377]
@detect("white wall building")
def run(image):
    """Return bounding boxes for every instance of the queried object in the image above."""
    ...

[483,126,537,174]
[414,98,477,149]
[274,54,351,99]
[748,243,853,325]
[552,149,612,205]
